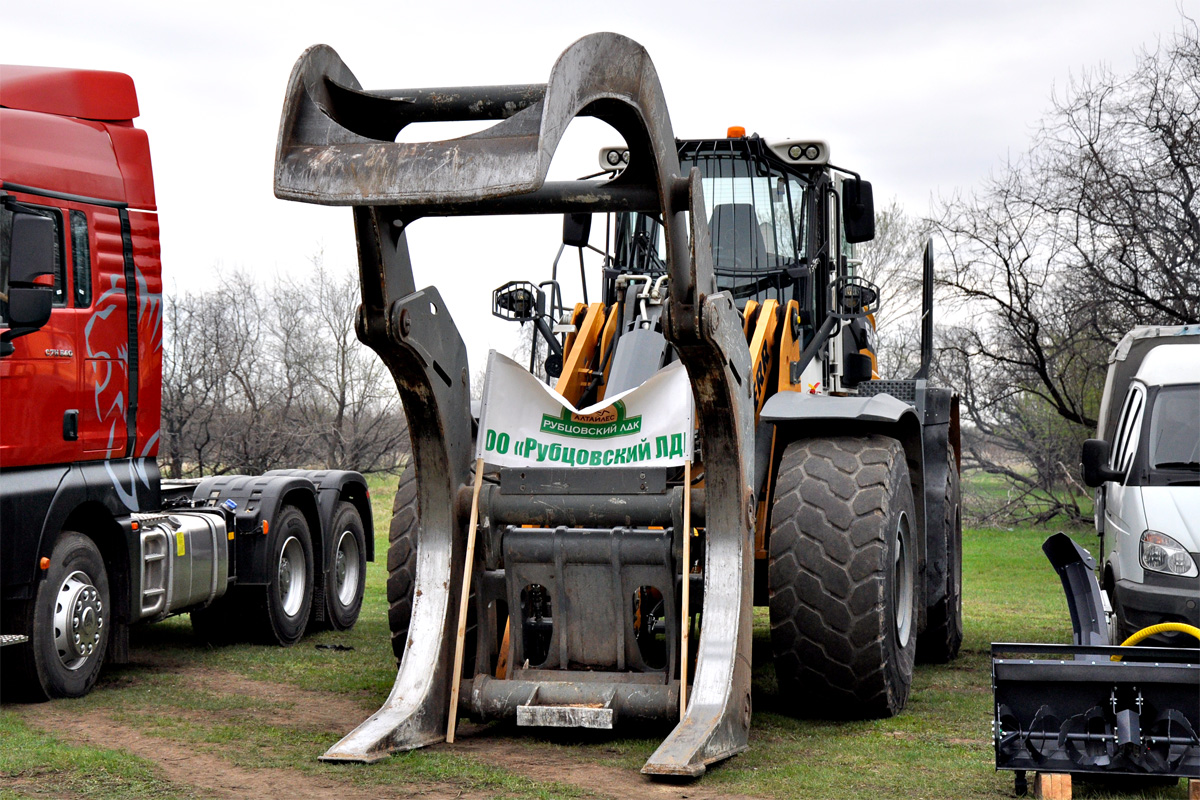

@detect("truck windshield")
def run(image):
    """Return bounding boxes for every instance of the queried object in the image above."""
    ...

[1148,385,1200,470]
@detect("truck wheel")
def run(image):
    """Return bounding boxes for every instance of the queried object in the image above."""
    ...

[768,436,918,719]
[324,502,367,631]
[916,448,963,663]
[252,505,314,645]
[19,533,111,700]
[387,466,418,663]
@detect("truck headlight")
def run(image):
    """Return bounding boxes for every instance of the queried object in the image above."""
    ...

[1140,530,1199,577]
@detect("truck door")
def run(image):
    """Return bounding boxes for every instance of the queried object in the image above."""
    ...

[0,198,85,468]
[1103,383,1147,582]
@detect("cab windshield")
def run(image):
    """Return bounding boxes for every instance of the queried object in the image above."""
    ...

[1148,385,1200,471]
[610,143,810,307]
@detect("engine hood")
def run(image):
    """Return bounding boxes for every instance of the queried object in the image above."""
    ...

[1140,486,1200,550]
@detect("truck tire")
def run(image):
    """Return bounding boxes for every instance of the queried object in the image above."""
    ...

[768,436,918,719]
[387,465,419,663]
[251,504,314,645]
[11,533,111,700]
[916,448,963,663]
[324,502,367,631]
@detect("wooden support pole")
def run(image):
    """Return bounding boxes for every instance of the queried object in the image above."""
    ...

[679,459,692,719]
[447,457,485,744]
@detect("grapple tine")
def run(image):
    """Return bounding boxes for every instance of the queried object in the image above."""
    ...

[643,179,756,776]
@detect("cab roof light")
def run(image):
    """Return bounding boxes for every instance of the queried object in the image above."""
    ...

[770,139,830,166]
[598,146,630,172]
[727,125,746,138]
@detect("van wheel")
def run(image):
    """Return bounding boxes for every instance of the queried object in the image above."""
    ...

[769,436,918,719]
[324,502,367,631]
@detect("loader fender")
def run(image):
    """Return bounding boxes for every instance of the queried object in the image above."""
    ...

[191,475,321,586]
[760,391,918,426]
[761,389,952,636]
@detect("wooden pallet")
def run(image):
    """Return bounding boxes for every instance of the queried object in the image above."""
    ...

[1029,773,1199,800]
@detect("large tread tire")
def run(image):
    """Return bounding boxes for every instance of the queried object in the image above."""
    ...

[323,502,367,631]
[5,533,111,700]
[916,448,964,663]
[768,436,918,719]
[250,504,314,646]
[387,465,419,664]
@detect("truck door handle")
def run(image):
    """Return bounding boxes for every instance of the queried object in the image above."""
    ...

[63,409,79,441]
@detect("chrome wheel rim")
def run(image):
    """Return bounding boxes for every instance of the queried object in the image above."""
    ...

[278,536,306,617]
[53,570,104,670]
[893,514,913,647]
[333,529,361,607]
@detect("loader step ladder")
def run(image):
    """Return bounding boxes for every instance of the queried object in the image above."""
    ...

[1,634,30,646]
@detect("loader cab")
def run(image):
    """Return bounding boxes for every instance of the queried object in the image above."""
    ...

[606,136,817,314]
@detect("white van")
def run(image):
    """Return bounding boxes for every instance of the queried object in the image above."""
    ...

[1081,327,1200,645]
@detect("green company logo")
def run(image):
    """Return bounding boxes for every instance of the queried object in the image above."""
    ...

[540,401,642,439]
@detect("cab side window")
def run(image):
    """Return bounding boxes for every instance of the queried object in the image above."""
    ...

[70,210,91,308]
[1110,384,1145,477]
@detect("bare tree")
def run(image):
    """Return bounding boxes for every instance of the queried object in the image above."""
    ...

[161,263,408,476]
[933,17,1200,523]
[855,200,928,379]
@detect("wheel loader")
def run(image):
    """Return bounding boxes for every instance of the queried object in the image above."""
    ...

[273,32,961,777]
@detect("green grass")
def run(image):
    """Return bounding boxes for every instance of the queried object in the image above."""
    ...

[1,471,1190,799]
[0,711,194,799]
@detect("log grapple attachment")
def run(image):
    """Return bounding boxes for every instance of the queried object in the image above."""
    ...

[275,33,756,776]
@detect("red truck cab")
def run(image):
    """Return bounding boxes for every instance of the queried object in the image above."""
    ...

[1,66,372,700]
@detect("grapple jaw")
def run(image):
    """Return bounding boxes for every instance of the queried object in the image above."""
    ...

[276,33,755,777]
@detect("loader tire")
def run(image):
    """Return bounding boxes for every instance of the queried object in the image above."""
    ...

[916,448,963,663]
[768,436,918,719]
[387,465,419,664]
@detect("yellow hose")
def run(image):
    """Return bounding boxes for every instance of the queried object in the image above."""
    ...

[1110,622,1200,661]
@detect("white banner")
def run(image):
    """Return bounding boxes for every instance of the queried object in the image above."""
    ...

[475,351,694,468]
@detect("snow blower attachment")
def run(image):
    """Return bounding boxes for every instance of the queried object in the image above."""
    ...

[992,534,1199,790]
[274,32,962,777]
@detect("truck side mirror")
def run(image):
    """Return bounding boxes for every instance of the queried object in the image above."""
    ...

[2,212,56,354]
[1081,439,1123,487]
[842,178,875,244]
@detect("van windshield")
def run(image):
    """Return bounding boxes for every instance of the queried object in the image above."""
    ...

[1148,385,1200,470]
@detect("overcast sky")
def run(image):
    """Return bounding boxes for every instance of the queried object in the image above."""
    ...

[2,1,1191,365]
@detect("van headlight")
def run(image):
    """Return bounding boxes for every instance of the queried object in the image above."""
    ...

[1140,530,1199,577]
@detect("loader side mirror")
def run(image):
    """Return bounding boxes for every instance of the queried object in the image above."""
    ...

[1081,439,1122,487]
[563,213,592,248]
[842,178,875,244]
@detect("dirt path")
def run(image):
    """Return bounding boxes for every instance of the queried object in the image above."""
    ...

[18,701,415,800]
[12,666,761,800]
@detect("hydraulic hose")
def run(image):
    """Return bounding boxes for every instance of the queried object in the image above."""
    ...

[1110,622,1200,661]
